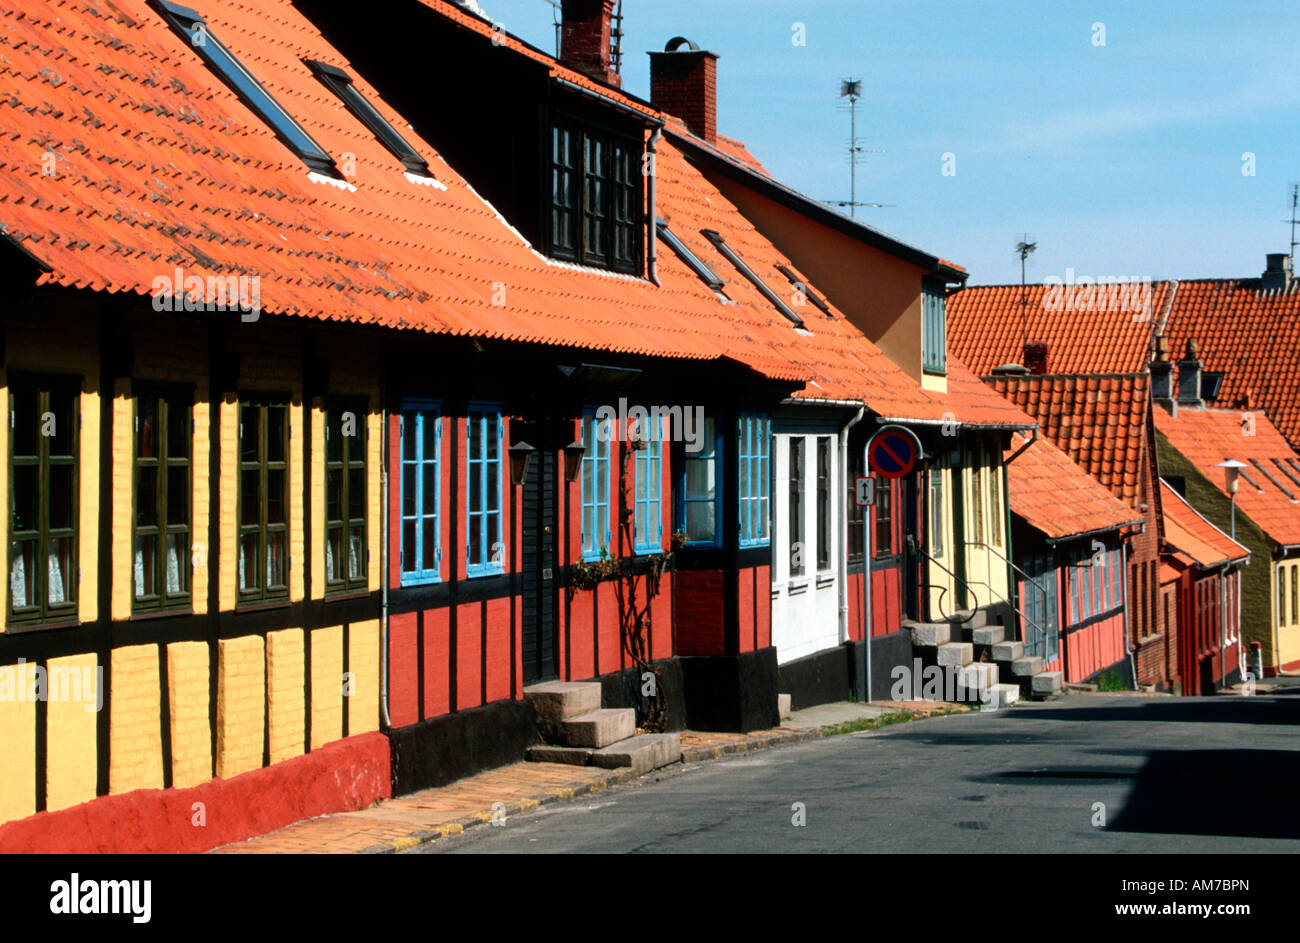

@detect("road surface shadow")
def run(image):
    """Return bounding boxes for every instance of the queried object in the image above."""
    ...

[1011,696,1300,726]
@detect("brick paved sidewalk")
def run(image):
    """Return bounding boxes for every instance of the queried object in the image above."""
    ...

[211,701,966,854]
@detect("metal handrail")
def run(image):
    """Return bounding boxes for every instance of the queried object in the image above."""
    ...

[964,540,1053,659]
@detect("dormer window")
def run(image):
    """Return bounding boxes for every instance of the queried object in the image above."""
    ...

[305,60,434,178]
[922,279,947,375]
[150,1,339,177]
[549,119,641,274]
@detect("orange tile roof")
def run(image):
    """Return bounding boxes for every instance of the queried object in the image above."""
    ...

[986,373,1150,507]
[1159,480,1249,568]
[947,282,1175,376]
[1007,431,1144,540]
[1158,278,1300,447]
[0,0,1013,431]
[1153,405,1300,547]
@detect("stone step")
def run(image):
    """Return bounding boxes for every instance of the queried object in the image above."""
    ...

[524,681,603,720]
[936,642,973,668]
[992,640,1024,662]
[957,662,999,696]
[1031,671,1064,696]
[965,608,990,629]
[589,733,682,776]
[778,693,792,720]
[561,708,637,748]
[973,625,1005,646]
[525,744,593,766]
[988,683,1021,708]
[907,621,950,647]
[1012,655,1043,677]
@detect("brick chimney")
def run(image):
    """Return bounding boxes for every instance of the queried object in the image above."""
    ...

[559,0,620,88]
[649,37,718,143]
[1177,337,1203,407]
[1023,341,1049,376]
[1149,335,1174,407]
[1261,252,1294,292]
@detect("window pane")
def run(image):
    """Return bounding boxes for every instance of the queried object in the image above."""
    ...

[422,463,437,516]
[422,518,437,572]
[11,389,37,456]
[402,520,416,573]
[167,464,188,526]
[327,467,343,521]
[469,515,483,566]
[327,527,342,582]
[423,411,437,459]
[47,390,76,457]
[138,396,158,459]
[349,467,365,519]
[10,539,34,608]
[239,534,257,591]
[47,537,72,605]
[402,464,417,517]
[12,465,38,533]
[49,464,74,530]
[165,533,186,595]
[267,407,286,463]
[168,400,189,459]
[240,407,259,463]
[134,535,157,598]
[267,469,285,525]
[136,466,157,527]
[241,470,260,526]
[326,411,343,463]
[686,503,715,543]
[348,530,364,581]
[402,412,418,462]
[267,531,285,587]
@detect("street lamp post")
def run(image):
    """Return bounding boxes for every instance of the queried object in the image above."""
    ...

[1215,459,1246,539]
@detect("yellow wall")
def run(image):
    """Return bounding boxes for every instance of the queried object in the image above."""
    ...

[267,628,305,765]
[109,643,164,794]
[167,641,212,789]
[45,652,99,812]
[215,635,265,780]
[311,624,344,749]
[0,660,37,822]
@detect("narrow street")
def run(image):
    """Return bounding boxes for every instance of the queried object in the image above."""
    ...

[421,693,1300,854]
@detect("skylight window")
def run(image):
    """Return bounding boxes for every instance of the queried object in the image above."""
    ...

[1249,458,1294,499]
[305,60,433,177]
[701,230,805,328]
[775,263,833,317]
[1238,468,1264,492]
[150,1,339,176]
[1271,458,1300,490]
[657,220,723,292]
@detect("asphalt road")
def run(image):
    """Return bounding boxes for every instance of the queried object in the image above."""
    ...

[418,693,1300,853]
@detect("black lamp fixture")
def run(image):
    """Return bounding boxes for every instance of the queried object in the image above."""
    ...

[562,439,586,482]
[509,440,536,485]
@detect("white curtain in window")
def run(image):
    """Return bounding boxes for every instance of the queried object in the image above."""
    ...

[165,537,182,595]
[48,548,66,605]
[10,550,29,609]
[133,545,146,598]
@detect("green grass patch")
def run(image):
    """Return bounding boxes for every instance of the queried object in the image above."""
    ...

[820,711,916,737]
[1094,670,1127,692]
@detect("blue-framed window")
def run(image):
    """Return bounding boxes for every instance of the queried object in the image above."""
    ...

[634,433,663,554]
[399,402,440,585]
[679,415,720,546]
[738,414,771,547]
[467,407,504,576]
[922,279,947,374]
[580,411,611,560]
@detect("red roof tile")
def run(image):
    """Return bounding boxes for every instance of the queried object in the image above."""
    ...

[987,373,1150,508]
[1006,431,1143,540]
[1159,480,1249,568]
[0,0,1009,430]
[948,282,1171,376]
[1153,405,1300,547]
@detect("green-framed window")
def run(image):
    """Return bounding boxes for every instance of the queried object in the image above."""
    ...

[133,388,191,611]
[8,376,79,625]
[922,279,947,374]
[238,399,289,603]
[325,399,367,593]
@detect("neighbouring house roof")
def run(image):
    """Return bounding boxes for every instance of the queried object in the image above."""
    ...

[1006,431,1145,541]
[947,282,1173,376]
[1158,278,1300,448]
[0,0,1021,433]
[1159,480,1249,569]
[985,373,1150,507]
[1153,405,1300,548]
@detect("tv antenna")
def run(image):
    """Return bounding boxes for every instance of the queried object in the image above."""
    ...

[1285,184,1299,269]
[829,78,887,217]
[1015,235,1038,347]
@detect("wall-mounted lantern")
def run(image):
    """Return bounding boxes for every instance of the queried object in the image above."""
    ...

[509,440,536,486]
[562,439,586,483]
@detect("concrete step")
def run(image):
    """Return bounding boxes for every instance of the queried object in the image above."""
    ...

[1031,671,1064,696]
[525,744,593,765]
[988,683,1021,708]
[965,608,990,629]
[1012,655,1043,677]
[778,693,792,720]
[973,625,1005,646]
[589,733,682,776]
[907,621,950,647]
[992,640,1024,661]
[957,662,999,697]
[524,681,603,720]
[937,642,973,668]
[561,708,637,748]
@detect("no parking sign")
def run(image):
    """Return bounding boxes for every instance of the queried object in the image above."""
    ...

[867,429,918,479]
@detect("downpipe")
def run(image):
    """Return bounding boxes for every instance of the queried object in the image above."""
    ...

[838,406,865,646]
[380,421,392,729]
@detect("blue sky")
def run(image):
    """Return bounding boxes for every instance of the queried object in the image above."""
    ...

[483,0,1300,285]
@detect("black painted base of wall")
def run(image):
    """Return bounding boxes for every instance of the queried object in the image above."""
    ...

[679,648,779,732]
[1083,655,1135,691]
[596,658,688,732]
[777,632,917,709]
[388,698,540,796]
[853,631,915,704]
